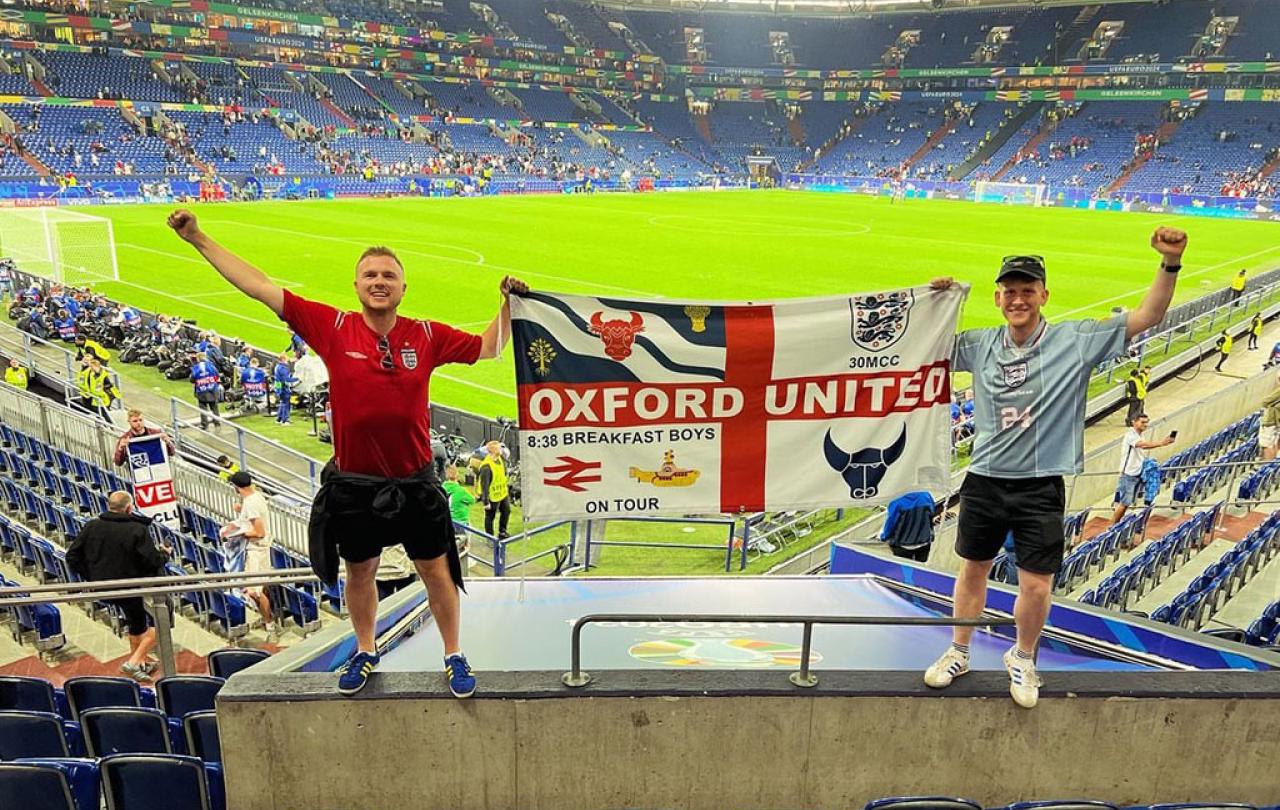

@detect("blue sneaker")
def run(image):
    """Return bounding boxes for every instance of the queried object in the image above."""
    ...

[444,653,476,698]
[338,650,380,696]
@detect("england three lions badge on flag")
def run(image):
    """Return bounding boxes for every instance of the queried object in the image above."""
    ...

[850,291,912,352]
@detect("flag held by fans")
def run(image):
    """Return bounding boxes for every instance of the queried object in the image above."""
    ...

[511,286,967,522]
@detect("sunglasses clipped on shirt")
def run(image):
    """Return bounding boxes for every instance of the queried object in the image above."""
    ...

[377,335,395,371]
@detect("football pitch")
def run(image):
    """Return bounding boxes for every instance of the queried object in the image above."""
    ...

[89,189,1280,420]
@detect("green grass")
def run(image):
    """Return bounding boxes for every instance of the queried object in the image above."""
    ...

[82,191,1280,420]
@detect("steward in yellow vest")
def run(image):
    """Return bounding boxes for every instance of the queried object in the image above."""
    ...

[476,441,511,539]
[4,359,28,389]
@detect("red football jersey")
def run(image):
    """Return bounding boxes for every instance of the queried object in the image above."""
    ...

[281,290,482,478]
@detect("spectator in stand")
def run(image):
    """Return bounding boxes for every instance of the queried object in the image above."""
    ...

[66,491,171,683]
[220,471,275,638]
[442,465,475,530]
[113,409,176,466]
[1261,375,1280,462]
[1112,413,1174,523]
[1215,329,1233,372]
[190,350,223,430]
[1249,313,1263,351]
[3,358,28,390]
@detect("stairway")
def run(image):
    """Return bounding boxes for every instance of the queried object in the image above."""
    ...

[1106,118,1180,193]
[30,76,53,97]
[19,151,51,176]
[692,109,713,143]
[1257,153,1280,181]
[787,114,805,146]
[1052,4,1102,62]
[321,99,356,128]
[799,112,869,172]
[991,106,1070,182]
[902,114,958,174]
[949,102,1040,181]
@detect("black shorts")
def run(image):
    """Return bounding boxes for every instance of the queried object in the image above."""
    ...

[956,472,1066,575]
[327,469,456,565]
[111,597,149,636]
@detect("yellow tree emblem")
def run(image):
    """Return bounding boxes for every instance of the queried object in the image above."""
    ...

[684,305,711,333]
[527,338,557,376]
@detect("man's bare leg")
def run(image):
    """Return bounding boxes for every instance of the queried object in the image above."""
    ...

[952,558,995,646]
[413,556,459,655]
[128,629,156,667]
[344,557,380,653]
[1013,569,1053,655]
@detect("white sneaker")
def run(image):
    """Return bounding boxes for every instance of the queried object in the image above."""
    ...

[923,646,970,688]
[1003,647,1043,709]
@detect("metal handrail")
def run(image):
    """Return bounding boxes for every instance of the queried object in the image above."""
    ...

[561,612,1017,689]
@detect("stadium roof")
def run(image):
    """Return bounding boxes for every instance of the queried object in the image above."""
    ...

[572,0,1154,17]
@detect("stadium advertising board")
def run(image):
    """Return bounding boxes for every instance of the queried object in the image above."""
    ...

[512,287,965,520]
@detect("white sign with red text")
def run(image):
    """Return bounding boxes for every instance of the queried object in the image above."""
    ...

[126,434,181,530]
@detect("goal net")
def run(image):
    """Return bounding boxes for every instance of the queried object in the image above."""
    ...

[0,208,119,286]
[974,181,1048,207]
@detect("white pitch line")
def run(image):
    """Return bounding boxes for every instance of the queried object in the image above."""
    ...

[118,243,304,288]
[227,221,660,299]
[1055,245,1280,319]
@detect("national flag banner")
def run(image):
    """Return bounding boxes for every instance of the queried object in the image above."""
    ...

[511,287,967,522]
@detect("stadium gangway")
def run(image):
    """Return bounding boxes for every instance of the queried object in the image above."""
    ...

[561,612,1017,690]
[0,321,124,416]
[0,568,320,676]
[167,395,321,501]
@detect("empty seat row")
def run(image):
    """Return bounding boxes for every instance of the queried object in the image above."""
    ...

[1080,506,1221,612]
[0,753,225,810]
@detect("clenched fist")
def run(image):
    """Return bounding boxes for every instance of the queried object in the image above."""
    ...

[1151,226,1188,262]
[167,209,202,243]
[500,275,529,298]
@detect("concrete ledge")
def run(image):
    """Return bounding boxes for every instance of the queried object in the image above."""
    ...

[218,670,1280,809]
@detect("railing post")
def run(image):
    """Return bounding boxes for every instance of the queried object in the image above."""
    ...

[149,594,178,676]
[568,521,579,568]
[236,426,248,470]
[788,621,818,688]
[493,535,505,577]
[582,520,594,570]
[740,519,751,571]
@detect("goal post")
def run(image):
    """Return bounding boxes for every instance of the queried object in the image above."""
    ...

[0,208,119,286]
[974,181,1048,207]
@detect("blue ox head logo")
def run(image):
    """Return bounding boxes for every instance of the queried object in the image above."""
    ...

[823,426,907,499]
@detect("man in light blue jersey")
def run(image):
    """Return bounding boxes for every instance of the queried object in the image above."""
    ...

[924,226,1188,708]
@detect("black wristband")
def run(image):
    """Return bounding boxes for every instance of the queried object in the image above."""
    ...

[1163,263,1182,273]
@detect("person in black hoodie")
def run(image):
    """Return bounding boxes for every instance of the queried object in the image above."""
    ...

[67,491,171,682]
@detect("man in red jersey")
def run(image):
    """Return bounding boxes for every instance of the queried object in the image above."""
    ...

[167,209,526,697]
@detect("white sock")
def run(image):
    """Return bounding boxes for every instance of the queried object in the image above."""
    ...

[443,649,461,659]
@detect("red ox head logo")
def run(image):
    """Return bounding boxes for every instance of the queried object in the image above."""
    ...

[589,311,645,361]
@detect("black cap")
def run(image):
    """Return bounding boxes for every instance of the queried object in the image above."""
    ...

[996,255,1047,284]
[228,471,252,488]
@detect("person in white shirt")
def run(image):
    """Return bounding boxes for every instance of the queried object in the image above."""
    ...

[1111,413,1174,523]
[221,470,275,637]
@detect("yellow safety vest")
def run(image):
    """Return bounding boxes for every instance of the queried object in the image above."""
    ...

[1232,274,1246,292]
[218,461,242,482]
[1221,334,1234,355]
[478,455,509,503]
[4,366,28,389]
[77,368,112,407]
[1253,318,1263,337]
[1133,375,1147,400]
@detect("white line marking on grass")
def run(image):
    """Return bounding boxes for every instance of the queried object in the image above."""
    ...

[1055,246,1280,319]
[119,244,304,288]
[227,221,657,298]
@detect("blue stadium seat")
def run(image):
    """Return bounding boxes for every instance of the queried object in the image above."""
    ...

[0,758,100,810]
[81,707,173,757]
[0,675,64,716]
[156,677,224,721]
[62,677,143,722]
[207,648,270,679]
[100,753,212,810]
[1004,803,1120,810]
[0,710,71,759]
[183,711,221,765]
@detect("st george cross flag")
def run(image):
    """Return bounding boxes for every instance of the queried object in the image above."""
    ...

[511,285,968,522]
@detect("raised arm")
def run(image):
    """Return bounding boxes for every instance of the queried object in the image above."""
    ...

[1127,227,1188,340]
[167,209,284,317]
[479,275,530,360]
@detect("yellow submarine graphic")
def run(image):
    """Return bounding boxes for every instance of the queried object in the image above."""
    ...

[629,450,700,487]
